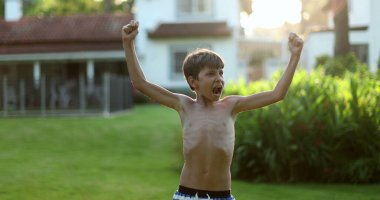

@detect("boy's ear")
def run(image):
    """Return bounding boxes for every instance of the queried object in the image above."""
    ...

[187,76,198,90]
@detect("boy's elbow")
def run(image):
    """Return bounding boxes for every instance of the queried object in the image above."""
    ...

[132,79,146,91]
[273,91,286,102]
[132,83,142,91]
[278,94,286,102]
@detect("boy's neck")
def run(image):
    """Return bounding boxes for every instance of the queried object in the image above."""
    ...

[195,93,219,107]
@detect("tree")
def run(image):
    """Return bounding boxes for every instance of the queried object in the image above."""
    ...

[300,0,329,34]
[0,0,4,19]
[329,0,350,57]
[0,0,5,19]
[240,0,252,14]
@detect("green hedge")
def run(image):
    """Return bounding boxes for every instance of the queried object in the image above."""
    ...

[226,69,380,183]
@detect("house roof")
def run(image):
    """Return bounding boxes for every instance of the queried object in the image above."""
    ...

[309,25,368,33]
[148,22,232,39]
[0,14,133,54]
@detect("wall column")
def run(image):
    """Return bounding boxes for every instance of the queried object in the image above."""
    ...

[33,61,41,88]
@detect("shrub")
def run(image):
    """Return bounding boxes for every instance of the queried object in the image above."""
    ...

[315,53,369,77]
[226,69,380,183]
[314,54,330,68]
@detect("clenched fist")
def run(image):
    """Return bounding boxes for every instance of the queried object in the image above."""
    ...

[122,20,139,46]
[288,32,303,56]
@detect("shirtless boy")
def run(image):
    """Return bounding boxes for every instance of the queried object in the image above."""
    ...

[122,20,303,200]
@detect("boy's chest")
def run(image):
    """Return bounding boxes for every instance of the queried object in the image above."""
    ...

[182,104,232,129]
[181,108,235,148]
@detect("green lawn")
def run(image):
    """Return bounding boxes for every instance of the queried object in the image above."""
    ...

[0,105,379,200]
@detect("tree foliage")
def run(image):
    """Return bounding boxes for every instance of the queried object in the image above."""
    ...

[22,0,134,16]
[0,0,4,18]
[23,0,101,16]
[226,68,380,183]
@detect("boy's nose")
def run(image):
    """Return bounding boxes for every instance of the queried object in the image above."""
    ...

[216,75,224,83]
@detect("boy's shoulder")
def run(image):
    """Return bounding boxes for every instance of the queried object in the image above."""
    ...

[221,95,241,104]
[175,93,195,108]
[176,93,194,102]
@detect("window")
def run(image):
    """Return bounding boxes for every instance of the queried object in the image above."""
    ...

[178,0,213,19]
[170,45,211,79]
[350,44,368,64]
[173,51,188,76]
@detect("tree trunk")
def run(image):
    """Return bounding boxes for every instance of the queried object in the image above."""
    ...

[240,0,252,14]
[333,0,350,57]
[103,0,113,13]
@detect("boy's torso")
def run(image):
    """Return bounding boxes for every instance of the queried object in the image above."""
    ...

[178,97,236,191]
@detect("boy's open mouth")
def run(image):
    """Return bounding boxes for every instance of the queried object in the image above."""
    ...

[212,85,223,96]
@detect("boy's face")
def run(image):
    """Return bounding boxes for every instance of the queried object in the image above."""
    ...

[194,67,224,101]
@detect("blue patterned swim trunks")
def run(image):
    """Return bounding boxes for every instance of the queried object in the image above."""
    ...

[172,185,236,200]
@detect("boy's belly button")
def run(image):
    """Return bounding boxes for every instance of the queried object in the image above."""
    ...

[200,168,211,176]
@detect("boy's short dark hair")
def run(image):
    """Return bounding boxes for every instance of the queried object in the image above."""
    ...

[182,48,224,90]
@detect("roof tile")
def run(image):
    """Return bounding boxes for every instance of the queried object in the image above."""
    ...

[0,14,133,54]
[148,22,231,39]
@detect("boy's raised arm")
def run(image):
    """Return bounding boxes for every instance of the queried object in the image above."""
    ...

[231,32,303,114]
[122,20,182,111]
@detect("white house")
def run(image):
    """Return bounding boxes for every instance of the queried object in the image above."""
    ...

[0,0,134,115]
[135,0,245,89]
[304,0,380,73]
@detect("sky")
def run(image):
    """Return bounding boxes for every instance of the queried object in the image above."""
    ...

[241,0,302,30]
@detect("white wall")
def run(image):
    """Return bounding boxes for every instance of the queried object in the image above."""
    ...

[304,32,334,71]
[214,0,240,27]
[349,0,370,27]
[305,30,372,70]
[5,0,22,21]
[135,0,242,88]
[369,0,380,72]
[304,0,379,73]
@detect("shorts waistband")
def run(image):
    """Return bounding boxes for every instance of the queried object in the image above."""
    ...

[178,185,231,198]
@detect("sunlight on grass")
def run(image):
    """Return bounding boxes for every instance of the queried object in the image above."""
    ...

[0,105,379,200]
